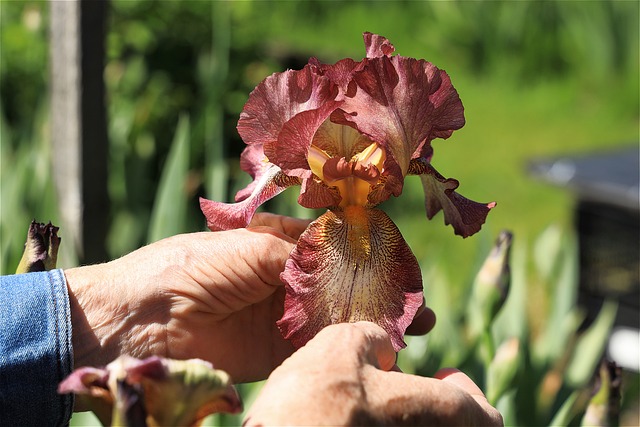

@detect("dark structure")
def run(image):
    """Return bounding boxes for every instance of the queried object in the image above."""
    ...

[50,1,109,264]
[530,144,639,370]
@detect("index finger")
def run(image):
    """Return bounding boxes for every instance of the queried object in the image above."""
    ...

[249,213,311,240]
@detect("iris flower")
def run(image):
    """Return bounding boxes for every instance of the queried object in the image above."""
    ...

[200,33,495,351]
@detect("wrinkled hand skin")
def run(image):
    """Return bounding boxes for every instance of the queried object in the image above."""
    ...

[65,213,434,389]
[245,322,503,427]
[65,213,310,384]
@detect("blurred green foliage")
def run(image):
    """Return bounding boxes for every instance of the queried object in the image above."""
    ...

[1,0,638,425]
[2,0,637,274]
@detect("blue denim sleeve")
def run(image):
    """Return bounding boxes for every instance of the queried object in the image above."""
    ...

[0,269,74,426]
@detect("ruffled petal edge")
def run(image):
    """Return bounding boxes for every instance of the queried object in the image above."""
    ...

[409,158,496,238]
[200,164,301,231]
[277,207,423,351]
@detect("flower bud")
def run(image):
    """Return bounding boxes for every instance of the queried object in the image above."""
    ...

[581,360,622,427]
[16,220,61,273]
[467,230,512,340]
[486,337,520,404]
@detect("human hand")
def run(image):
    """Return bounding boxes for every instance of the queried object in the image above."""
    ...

[65,213,307,382]
[245,322,503,426]
[65,213,435,384]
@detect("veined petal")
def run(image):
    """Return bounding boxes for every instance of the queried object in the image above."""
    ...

[277,206,423,351]
[237,65,339,147]
[200,165,301,231]
[366,157,404,205]
[409,158,496,238]
[363,32,396,58]
[264,100,343,178]
[235,144,270,202]
[312,119,375,160]
[308,57,363,97]
[298,178,341,210]
[337,55,465,178]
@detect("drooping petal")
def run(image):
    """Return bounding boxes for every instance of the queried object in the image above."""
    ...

[237,65,340,148]
[277,206,423,351]
[200,164,301,231]
[409,158,496,238]
[58,366,110,394]
[336,55,465,180]
[58,366,113,426]
[297,178,341,210]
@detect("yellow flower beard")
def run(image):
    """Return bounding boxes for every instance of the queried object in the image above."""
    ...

[343,205,372,260]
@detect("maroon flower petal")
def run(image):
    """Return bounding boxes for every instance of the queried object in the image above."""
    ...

[337,55,465,180]
[410,158,496,238]
[308,57,364,97]
[237,65,340,148]
[277,207,423,351]
[58,366,113,426]
[235,144,269,202]
[264,101,343,178]
[58,366,109,395]
[297,178,341,210]
[363,32,396,58]
[200,165,301,231]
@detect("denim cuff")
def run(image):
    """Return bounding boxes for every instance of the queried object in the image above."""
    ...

[0,269,74,426]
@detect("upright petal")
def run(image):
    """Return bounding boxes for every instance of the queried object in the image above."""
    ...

[337,55,465,179]
[277,206,423,351]
[363,32,396,58]
[200,164,301,231]
[308,57,363,97]
[237,65,339,147]
[409,158,496,238]
[311,119,376,160]
[264,101,343,178]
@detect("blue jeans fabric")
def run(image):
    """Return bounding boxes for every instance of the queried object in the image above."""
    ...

[0,270,73,426]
